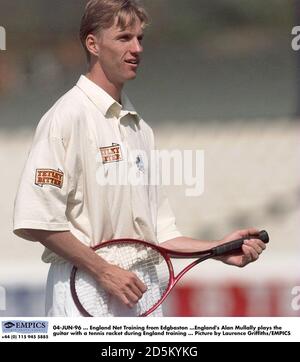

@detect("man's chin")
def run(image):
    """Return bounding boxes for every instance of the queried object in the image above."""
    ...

[119,72,138,84]
[127,72,138,80]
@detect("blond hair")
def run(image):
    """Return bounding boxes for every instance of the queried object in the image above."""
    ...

[80,0,149,62]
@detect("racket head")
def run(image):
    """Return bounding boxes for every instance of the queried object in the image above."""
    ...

[70,239,174,317]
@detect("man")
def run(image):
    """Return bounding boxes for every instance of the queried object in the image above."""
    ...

[13,0,266,317]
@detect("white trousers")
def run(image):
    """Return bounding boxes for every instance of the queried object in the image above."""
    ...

[45,262,163,317]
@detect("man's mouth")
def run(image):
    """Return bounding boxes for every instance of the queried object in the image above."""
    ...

[125,59,139,65]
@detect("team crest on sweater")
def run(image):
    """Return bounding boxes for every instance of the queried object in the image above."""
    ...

[100,143,123,164]
[35,168,64,189]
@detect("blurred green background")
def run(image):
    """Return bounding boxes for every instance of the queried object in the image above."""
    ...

[0,0,296,127]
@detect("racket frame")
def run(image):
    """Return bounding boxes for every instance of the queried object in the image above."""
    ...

[70,238,214,317]
[70,231,268,317]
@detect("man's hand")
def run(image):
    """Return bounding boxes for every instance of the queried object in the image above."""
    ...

[96,263,148,308]
[217,228,267,267]
[25,229,148,309]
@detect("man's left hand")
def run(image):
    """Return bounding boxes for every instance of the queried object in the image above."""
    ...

[217,228,267,267]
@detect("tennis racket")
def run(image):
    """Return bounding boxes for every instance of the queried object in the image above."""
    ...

[70,230,269,317]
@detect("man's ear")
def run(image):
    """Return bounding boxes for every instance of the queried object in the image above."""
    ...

[86,34,100,58]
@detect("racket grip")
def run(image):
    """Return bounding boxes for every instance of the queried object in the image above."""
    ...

[212,230,269,256]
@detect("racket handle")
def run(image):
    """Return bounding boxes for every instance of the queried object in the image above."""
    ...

[212,230,269,257]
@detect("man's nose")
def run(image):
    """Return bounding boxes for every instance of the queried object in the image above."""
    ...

[131,38,143,54]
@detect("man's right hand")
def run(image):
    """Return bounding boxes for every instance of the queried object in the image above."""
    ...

[25,229,148,309]
[96,263,148,308]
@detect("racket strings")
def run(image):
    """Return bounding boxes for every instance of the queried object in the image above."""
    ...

[74,242,170,316]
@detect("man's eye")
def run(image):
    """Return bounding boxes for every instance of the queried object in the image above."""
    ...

[120,36,130,41]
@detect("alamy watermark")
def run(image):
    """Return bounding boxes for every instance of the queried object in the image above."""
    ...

[291,286,300,311]
[96,147,204,197]
[0,286,6,311]
[0,26,6,51]
[291,26,300,50]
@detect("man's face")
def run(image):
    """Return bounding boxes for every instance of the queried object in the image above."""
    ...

[96,17,144,86]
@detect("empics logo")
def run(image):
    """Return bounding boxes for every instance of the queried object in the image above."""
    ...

[3,322,15,329]
[0,26,6,50]
[2,320,48,334]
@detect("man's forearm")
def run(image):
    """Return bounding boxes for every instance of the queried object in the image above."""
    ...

[26,229,108,279]
[161,229,266,268]
[161,236,219,252]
